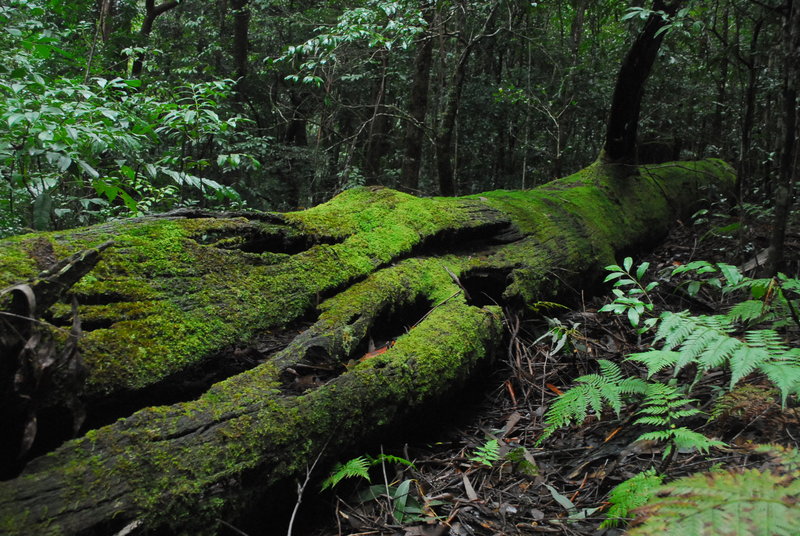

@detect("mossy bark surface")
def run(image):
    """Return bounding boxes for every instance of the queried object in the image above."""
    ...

[0,160,734,535]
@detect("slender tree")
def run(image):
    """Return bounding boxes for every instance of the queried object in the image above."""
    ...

[765,0,799,275]
[602,0,682,164]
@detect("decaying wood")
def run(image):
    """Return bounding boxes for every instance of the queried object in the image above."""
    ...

[0,160,734,535]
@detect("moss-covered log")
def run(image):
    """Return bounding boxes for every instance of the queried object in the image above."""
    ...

[0,160,734,535]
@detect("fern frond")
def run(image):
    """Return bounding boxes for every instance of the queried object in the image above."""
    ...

[636,430,674,442]
[598,359,624,383]
[654,311,695,348]
[322,456,371,490]
[636,428,723,457]
[668,427,725,454]
[627,467,800,536]
[374,453,415,468]
[600,469,663,528]
[675,326,723,372]
[728,299,767,323]
[470,439,500,467]
[728,345,770,386]
[697,334,742,369]
[746,329,788,354]
[709,385,779,422]
[634,416,672,426]
[539,360,635,443]
[759,362,800,406]
[627,350,680,378]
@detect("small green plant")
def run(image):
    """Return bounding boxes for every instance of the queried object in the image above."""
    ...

[323,451,444,525]
[599,257,659,333]
[634,382,724,459]
[469,439,501,467]
[629,311,800,405]
[534,317,583,355]
[321,452,414,490]
[538,360,648,443]
[601,469,663,528]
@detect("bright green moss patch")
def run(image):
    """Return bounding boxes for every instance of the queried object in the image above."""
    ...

[0,188,509,395]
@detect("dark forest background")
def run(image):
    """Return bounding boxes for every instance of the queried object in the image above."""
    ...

[0,0,795,241]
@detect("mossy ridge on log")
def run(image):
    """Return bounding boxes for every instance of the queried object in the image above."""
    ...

[0,160,735,535]
[0,190,508,397]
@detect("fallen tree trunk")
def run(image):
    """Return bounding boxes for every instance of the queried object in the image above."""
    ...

[0,160,734,535]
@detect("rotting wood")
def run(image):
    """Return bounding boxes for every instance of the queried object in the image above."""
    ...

[0,159,735,535]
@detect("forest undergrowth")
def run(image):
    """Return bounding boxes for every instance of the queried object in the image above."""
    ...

[297,205,800,536]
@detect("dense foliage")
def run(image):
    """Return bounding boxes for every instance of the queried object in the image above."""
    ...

[0,0,795,240]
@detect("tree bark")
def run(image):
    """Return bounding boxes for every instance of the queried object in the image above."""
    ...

[231,0,250,80]
[436,3,501,196]
[0,159,735,535]
[765,0,799,276]
[400,7,435,193]
[131,0,181,77]
[602,0,681,164]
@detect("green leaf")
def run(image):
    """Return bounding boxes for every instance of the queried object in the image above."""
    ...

[7,113,25,127]
[623,257,633,272]
[392,479,413,523]
[628,307,640,327]
[718,263,743,286]
[77,160,99,179]
[636,261,650,281]
[687,280,701,296]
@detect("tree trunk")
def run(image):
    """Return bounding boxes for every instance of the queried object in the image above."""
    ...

[131,0,181,77]
[435,47,471,196]
[0,159,735,535]
[400,7,435,193]
[364,53,390,184]
[602,0,681,163]
[231,0,249,80]
[765,0,799,276]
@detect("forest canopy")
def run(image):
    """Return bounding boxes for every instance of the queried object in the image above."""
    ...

[0,0,793,235]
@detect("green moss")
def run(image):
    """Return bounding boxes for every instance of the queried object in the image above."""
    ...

[0,188,510,395]
[0,162,734,395]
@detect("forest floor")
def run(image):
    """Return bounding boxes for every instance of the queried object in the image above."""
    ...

[293,204,800,536]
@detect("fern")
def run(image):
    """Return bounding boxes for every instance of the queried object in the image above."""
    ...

[322,456,371,490]
[630,311,800,404]
[538,360,648,443]
[627,463,800,535]
[637,427,724,459]
[634,382,700,426]
[632,383,724,458]
[728,299,769,324]
[322,452,415,490]
[600,469,663,528]
[709,384,779,422]
[469,439,501,467]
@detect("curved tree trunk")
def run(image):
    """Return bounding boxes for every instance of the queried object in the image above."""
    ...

[602,0,681,164]
[0,159,734,535]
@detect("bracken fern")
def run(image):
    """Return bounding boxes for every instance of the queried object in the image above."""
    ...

[537,360,648,443]
[627,446,800,536]
[600,469,663,528]
[629,311,800,404]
